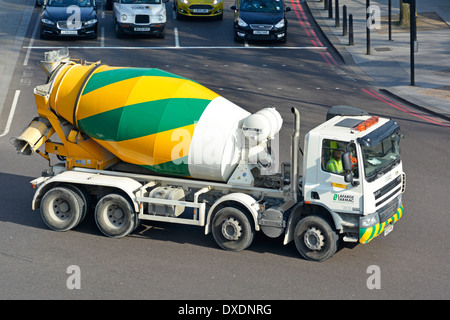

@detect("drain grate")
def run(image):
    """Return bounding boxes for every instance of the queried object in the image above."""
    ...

[374,47,392,52]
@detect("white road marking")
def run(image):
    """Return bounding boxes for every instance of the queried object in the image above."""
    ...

[174,28,180,48]
[101,27,105,47]
[24,45,327,50]
[23,15,40,66]
[0,90,20,138]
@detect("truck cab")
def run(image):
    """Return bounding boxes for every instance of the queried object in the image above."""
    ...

[113,0,168,38]
[302,108,405,246]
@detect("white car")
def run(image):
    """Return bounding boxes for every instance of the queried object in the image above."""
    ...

[113,0,168,38]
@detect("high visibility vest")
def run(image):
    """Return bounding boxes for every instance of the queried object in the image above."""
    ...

[327,158,343,173]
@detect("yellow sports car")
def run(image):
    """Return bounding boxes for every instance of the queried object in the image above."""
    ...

[174,0,223,19]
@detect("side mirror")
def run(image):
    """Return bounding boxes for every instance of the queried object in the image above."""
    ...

[342,152,359,186]
[286,7,291,12]
[231,5,237,10]
[342,152,352,171]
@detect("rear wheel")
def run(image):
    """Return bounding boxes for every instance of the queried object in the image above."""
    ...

[95,193,137,238]
[294,215,339,262]
[40,186,84,231]
[212,207,255,252]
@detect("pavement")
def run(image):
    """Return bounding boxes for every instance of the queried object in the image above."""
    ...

[305,0,450,120]
[0,0,449,120]
[0,0,35,117]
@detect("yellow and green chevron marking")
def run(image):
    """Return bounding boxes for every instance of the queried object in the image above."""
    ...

[359,205,403,244]
[76,67,220,177]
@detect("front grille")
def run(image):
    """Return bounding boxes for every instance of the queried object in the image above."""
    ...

[378,195,400,223]
[250,24,273,30]
[57,21,71,29]
[190,5,213,10]
[374,175,401,200]
[135,15,150,24]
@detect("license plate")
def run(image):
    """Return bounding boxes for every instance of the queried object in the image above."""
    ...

[193,9,209,13]
[61,30,78,35]
[384,223,394,236]
[134,27,150,31]
[253,30,269,35]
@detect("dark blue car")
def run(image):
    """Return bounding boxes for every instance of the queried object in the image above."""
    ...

[231,0,290,43]
[39,0,98,39]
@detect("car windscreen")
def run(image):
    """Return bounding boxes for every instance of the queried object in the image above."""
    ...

[47,0,93,7]
[121,0,162,4]
[240,0,283,13]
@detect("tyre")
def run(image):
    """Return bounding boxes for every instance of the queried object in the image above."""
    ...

[40,186,84,231]
[63,184,91,224]
[114,21,124,38]
[294,215,339,262]
[95,193,136,238]
[212,207,255,252]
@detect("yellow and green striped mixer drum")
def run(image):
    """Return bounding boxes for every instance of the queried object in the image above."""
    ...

[48,63,251,182]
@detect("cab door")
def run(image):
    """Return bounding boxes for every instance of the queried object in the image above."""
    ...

[313,139,363,214]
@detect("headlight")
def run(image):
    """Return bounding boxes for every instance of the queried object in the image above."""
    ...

[360,214,379,228]
[212,0,222,5]
[120,14,128,22]
[157,14,164,22]
[181,0,190,4]
[274,19,284,28]
[238,18,248,27]
[41,18,55,25]
[84,19,97,26]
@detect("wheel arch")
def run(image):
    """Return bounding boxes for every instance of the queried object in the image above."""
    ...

[205,193,260,235]
[32,171,142,213]
[283,203,343,245]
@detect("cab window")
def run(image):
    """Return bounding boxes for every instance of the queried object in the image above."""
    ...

[321,139,359,178]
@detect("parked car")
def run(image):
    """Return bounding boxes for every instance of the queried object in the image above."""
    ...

[174,0,223,20]
[113,0,168,38]
[40,0,98,39]
[231,0,290,43]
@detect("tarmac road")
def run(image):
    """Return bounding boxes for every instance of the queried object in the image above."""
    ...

[0,0,448,301]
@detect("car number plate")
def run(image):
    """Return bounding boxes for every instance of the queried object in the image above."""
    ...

[61,30,78,35]
[384,223,394,236]
[253,30,270,35]
[193,9,209,13]
[134,27,151,31]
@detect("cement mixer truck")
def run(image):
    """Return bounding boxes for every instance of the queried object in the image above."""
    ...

[13,49,405,261]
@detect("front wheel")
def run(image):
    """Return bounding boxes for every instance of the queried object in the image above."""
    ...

[294,215,339,262]
[95,193,137,238]
[212,207,255,252]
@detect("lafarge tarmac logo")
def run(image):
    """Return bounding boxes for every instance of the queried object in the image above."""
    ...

[333,194,354,203]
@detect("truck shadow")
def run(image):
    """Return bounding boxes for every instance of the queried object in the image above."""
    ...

[0,172,44,229]
[0,172,351,261]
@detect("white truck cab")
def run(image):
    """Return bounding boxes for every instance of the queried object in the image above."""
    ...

[301,106,405,246]
[113,0,168,38]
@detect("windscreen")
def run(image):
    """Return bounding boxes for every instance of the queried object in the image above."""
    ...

[240,0,283,13]
[121,0,162,4]
[361,132,401,181]
[47,0,94,7]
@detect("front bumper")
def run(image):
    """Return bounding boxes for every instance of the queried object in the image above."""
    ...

[359,205,403,244]
[177,3,223,17]
[235,27,286,42]
[40,23,97,38]
[117,22,165,35]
